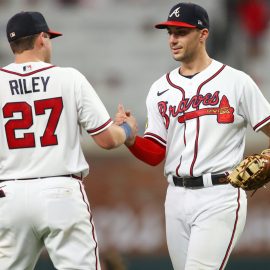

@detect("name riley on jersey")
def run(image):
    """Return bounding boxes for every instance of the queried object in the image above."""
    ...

[9,76,50,95]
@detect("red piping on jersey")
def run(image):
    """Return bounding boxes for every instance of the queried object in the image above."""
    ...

[253,115,270,131]
[183,122,186,146]
[176,156,182,176]
[0,65,56,76]
[144,132,166,145]
[87,119,113,134]
[166,72,185,96]
[219,188,241,270]
[189,118,200,176]
[78,181,99,270]
[176,123,186,176]
[166,72,186,175]
[189,64,226,176]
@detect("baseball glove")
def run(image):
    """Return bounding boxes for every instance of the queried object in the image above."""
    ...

[227,149,270,191]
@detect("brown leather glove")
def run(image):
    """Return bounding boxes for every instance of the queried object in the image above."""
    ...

[227,149,270,191]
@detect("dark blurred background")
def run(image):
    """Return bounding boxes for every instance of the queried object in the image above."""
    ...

[1,0,270,269]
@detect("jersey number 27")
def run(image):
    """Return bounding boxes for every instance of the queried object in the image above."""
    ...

[3,97,63,149]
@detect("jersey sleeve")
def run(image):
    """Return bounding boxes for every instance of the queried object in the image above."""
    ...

[144,83,167,146]
[75,71,112,135]
[127,136,166,166]
[239,74,270,132]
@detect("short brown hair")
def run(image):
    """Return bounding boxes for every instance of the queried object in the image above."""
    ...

[9,34,39,54]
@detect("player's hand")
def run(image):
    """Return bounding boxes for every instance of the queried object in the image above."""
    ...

[125,114,138,146]
[114,104,130,125]
[114,104,137,146]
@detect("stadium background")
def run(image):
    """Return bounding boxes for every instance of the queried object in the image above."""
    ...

[0,0,270,269]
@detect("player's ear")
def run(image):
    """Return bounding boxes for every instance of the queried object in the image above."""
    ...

[199,28,209,42]
[34,32,44,48]
[36,32,47,47]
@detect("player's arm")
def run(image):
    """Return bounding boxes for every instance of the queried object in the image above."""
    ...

[114,104,166,165]
[77,74,138,149]
[92,116,137,150]
[240,74,270,148]
[259,122,270,148]
[260,122,270,137]
[126,136,166,166]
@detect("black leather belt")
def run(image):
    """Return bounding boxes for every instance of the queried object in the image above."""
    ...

[173,173,228,188]
[0,174,82,183]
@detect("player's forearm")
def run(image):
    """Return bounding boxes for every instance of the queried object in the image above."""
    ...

[92,124,127,149]
[127,136,166,166]
[108,124,130,148]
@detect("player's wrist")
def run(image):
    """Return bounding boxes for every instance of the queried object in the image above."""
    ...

[120,122,132,141]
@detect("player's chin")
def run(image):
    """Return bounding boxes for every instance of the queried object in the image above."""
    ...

[172,54,184,62]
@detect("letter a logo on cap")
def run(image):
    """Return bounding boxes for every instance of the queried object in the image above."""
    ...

[169,7,180,18]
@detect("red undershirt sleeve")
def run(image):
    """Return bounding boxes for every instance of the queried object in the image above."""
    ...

[126,136,166,166]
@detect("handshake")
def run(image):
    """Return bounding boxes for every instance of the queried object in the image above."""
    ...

[114,104,138,146]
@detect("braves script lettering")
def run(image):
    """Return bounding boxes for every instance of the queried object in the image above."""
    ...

[158,92,234,129]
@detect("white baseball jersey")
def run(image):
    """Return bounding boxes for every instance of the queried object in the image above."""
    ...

[0,61,112,179]
[145,60,270,179]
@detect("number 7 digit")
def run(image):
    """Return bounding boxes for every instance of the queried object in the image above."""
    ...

[35,97,63,147]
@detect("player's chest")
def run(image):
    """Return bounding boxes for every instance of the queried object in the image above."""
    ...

[158,79,234,108]
[155,79,236,126]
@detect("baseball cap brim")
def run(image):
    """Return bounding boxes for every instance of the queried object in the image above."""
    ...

[155,21,196,29]
[47,29,62,39]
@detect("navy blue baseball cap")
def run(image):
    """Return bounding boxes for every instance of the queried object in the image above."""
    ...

[7,11,62,42]
[155,2,209,30]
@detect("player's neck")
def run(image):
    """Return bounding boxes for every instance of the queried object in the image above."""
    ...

[179,53,212,77]
[14,50,46,64]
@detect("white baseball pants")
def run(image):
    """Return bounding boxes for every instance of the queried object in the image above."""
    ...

[0,177,100,270]
[165,183,247,270]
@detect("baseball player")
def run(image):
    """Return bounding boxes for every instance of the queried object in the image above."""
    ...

[0,11,137,270]
[116,2,270,270]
